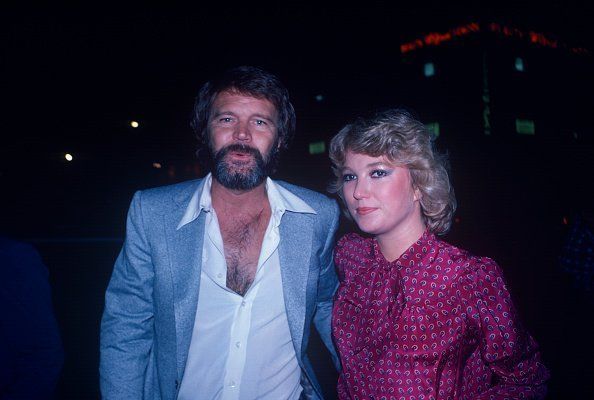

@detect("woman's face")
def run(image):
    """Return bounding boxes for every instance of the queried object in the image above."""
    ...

[341,150,424,241]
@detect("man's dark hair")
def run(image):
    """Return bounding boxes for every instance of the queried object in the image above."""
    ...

[191,66,296,163]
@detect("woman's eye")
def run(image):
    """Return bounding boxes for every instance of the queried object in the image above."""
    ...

[370,169,389,178]
[342,174,356,182]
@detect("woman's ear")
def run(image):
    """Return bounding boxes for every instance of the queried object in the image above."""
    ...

[413,186,422,202]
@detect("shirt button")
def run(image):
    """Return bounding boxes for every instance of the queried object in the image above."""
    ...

[229,380,236,388]
[217,273,223,279]
[235,341,241,348]
[241,300,246,307]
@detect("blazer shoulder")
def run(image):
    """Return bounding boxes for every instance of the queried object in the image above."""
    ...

[133,178,203,209]
[276,180,338,211]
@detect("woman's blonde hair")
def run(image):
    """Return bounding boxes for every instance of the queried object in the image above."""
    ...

[329,109,456,235]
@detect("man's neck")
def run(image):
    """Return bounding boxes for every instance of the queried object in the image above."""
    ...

[210,178,269,213]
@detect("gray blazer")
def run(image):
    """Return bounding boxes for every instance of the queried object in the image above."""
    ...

[100,178,340,399]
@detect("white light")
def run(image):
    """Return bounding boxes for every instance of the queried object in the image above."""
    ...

[130,120,139,128]
[515,57,525,72]
[315,94,324,102]
[424,62,435,77]
[65,153,73,161]
[152,162,162,169]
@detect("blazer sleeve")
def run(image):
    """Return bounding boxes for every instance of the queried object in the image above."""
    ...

[100,191,156,399]
[312,200,341,370]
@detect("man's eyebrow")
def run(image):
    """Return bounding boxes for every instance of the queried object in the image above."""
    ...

[252,113,275,123]
[211,110,235,118]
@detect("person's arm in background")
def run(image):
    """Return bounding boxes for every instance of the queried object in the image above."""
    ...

[0,238,64,400]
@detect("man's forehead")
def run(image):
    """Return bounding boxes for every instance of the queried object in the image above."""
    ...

[214,89,273,105]
[211,90,278,116]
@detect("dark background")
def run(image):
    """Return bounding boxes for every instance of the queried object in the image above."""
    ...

[2,2,593,399]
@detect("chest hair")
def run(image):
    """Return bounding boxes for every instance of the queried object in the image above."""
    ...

[218,207,271,296]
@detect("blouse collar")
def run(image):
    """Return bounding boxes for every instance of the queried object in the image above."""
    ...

[372,229,436,270]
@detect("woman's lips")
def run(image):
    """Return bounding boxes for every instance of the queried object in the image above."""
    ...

[356,207,377,215]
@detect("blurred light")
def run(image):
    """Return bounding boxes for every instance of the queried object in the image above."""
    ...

[315,94,324,102]
[514,57,525,72]
[424,62,435,77]
[130,120,140,128]
[152,162,162,169]
[308,141,326,155]
[563,216,568,225]
[426,122,440,138]
[515,119,535,135]
[168,165,176,179]
[400,22,585,54]
[65,153,73,161]
[455,217,461,224]
[401,22,479,53]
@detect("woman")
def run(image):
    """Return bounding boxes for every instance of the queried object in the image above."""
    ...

[329,109,549,399]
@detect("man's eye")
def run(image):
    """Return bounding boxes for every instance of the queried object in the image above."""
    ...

[342,174,356,182]
[370,169,389,178]
[254,119,267,126]
[219,117,233,123]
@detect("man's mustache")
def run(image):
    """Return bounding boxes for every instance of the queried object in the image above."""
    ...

[215,143,264,160]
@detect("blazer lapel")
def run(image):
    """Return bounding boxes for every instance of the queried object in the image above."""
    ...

[278,211,314,357]
[163,182,207,380]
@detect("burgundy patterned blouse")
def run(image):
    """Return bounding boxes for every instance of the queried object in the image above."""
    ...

[332,231,549,400]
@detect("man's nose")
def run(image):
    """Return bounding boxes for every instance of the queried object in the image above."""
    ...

[233,121,251,142]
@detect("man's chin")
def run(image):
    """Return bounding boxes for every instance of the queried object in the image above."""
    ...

[224,159,257,173]
[217,173,266,191]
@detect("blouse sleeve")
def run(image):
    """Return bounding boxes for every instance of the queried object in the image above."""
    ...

[334,233,362,282]
[463,258,549,399]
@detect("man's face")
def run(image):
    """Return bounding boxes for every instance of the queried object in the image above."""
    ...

[208,91,279,190]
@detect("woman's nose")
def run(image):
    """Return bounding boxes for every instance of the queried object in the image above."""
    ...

[353,181,369,200]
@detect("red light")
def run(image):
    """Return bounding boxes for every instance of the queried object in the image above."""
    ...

[400,21,583,54]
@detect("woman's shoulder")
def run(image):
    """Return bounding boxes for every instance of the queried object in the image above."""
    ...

[336,232,372,254]
[422,236,495,276]
[334,233,374,275]
[433,238,502,286]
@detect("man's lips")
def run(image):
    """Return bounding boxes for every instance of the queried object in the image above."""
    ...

[356,207,377,215]
[228,151,253,159]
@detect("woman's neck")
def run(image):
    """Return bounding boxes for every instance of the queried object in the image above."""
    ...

[376,218,427,262]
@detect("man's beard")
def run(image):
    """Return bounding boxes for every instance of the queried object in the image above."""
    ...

[211,143,278,191]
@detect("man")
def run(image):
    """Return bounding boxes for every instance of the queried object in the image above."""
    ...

[100,66,340,400]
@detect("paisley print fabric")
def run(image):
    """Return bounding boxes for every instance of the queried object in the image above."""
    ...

[332,231,549,400]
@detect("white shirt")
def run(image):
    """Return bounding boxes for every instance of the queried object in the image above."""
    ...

[177,174,316,400]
